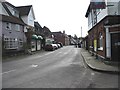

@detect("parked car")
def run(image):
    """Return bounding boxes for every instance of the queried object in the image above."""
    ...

[58,42,63,47]
[44,44,55,51]
[57,44,61,48]
[52,44,58,49]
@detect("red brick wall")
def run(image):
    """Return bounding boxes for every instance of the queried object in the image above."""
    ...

[88,16,120,60]
[53,32,65,45]
[88,18,106,58]
[109,26,120,32]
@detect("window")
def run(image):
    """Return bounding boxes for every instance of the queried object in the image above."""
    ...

[98,33,103,50]
[4,38,17,49]
[19,39,23,47]
[6,23,11,30]
[15,24,20,31]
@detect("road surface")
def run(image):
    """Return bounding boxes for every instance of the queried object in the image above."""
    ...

[2,46,118,88]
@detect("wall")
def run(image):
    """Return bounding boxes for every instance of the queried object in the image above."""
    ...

[119,1,120,14]
[88,1,120,30]
[97,21,106,58]
[6,3,19,17]
[2,22,26,51]
[28,8,35,27]
[21,16,28,26]
[88,18,106,59]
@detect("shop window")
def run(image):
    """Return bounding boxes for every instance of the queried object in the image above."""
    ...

[19,39,23,47]
[4,38,17,49]
[98,33,103,50]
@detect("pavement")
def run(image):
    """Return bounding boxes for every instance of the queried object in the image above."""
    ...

[80,48,119,73]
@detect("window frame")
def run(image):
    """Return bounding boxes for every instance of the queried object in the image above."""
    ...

[6,22,11,30]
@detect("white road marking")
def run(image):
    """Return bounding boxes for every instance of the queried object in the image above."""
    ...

[30,64,39,68]
[1,69,16,75]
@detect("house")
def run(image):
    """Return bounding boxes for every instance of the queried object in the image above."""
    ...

[81,36,88,50]
[34,21,44,50]
[16,5,36,52]
[85,0,120,61]
[1,1,26,55]
[68,35,77,45]
[52,31,69,46]
[42,26,54,45]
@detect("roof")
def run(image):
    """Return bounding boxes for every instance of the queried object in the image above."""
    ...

[2,2,18,16]
[52,31,62,34]
[16,5,32,16]
[85,5,91,18]
[4,1,16,9]
[85,1,106,18]
[1,14,25,25]
[34,22,42,28]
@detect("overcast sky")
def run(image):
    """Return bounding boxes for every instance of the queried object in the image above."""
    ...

[6,0,90,37]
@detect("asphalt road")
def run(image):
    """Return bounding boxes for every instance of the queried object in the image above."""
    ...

[2,46,118,88]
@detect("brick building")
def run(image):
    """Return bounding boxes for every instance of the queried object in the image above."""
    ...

[52,31,69,46]
[85,0,120,61]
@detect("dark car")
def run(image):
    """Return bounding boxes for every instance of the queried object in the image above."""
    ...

[44,44,55,51]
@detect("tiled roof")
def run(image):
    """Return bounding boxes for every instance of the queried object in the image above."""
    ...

[16,5,32,16]
[34,22,42,28]
[1,14,25,25]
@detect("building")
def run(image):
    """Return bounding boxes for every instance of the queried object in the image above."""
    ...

[85,0,120,61]
[34,21,44,50]
[52,31,69,46]
[42,26,54,46]
[81,36,88,50]
[1,1,27,55]
[16,5,36,52]
[68,35,77,45]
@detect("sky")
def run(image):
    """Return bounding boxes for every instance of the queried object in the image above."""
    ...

[6,0,90,37]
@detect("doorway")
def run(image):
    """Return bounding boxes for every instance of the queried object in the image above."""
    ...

[111,33,120,62]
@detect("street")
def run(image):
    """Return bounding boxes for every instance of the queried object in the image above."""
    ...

[2,46,118,88]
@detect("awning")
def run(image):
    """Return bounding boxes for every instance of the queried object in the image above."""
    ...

[38,35,43,40]
[32,34,38,39]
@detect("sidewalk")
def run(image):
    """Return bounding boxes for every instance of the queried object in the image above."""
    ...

[2,49,46,61]
[80,48,119,73]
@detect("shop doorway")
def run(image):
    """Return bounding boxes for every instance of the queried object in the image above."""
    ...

[111,33,120,62]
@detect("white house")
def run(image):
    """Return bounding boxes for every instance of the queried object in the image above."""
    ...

[1,1,26,55]
[16,5,35,32]
[16,5,37,52]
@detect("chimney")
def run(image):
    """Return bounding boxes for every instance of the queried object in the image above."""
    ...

[63,30,65,34]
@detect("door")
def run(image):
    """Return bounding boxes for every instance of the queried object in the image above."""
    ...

[111,33,120,62]
[31,40,36,51]
[37,40,41,50]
